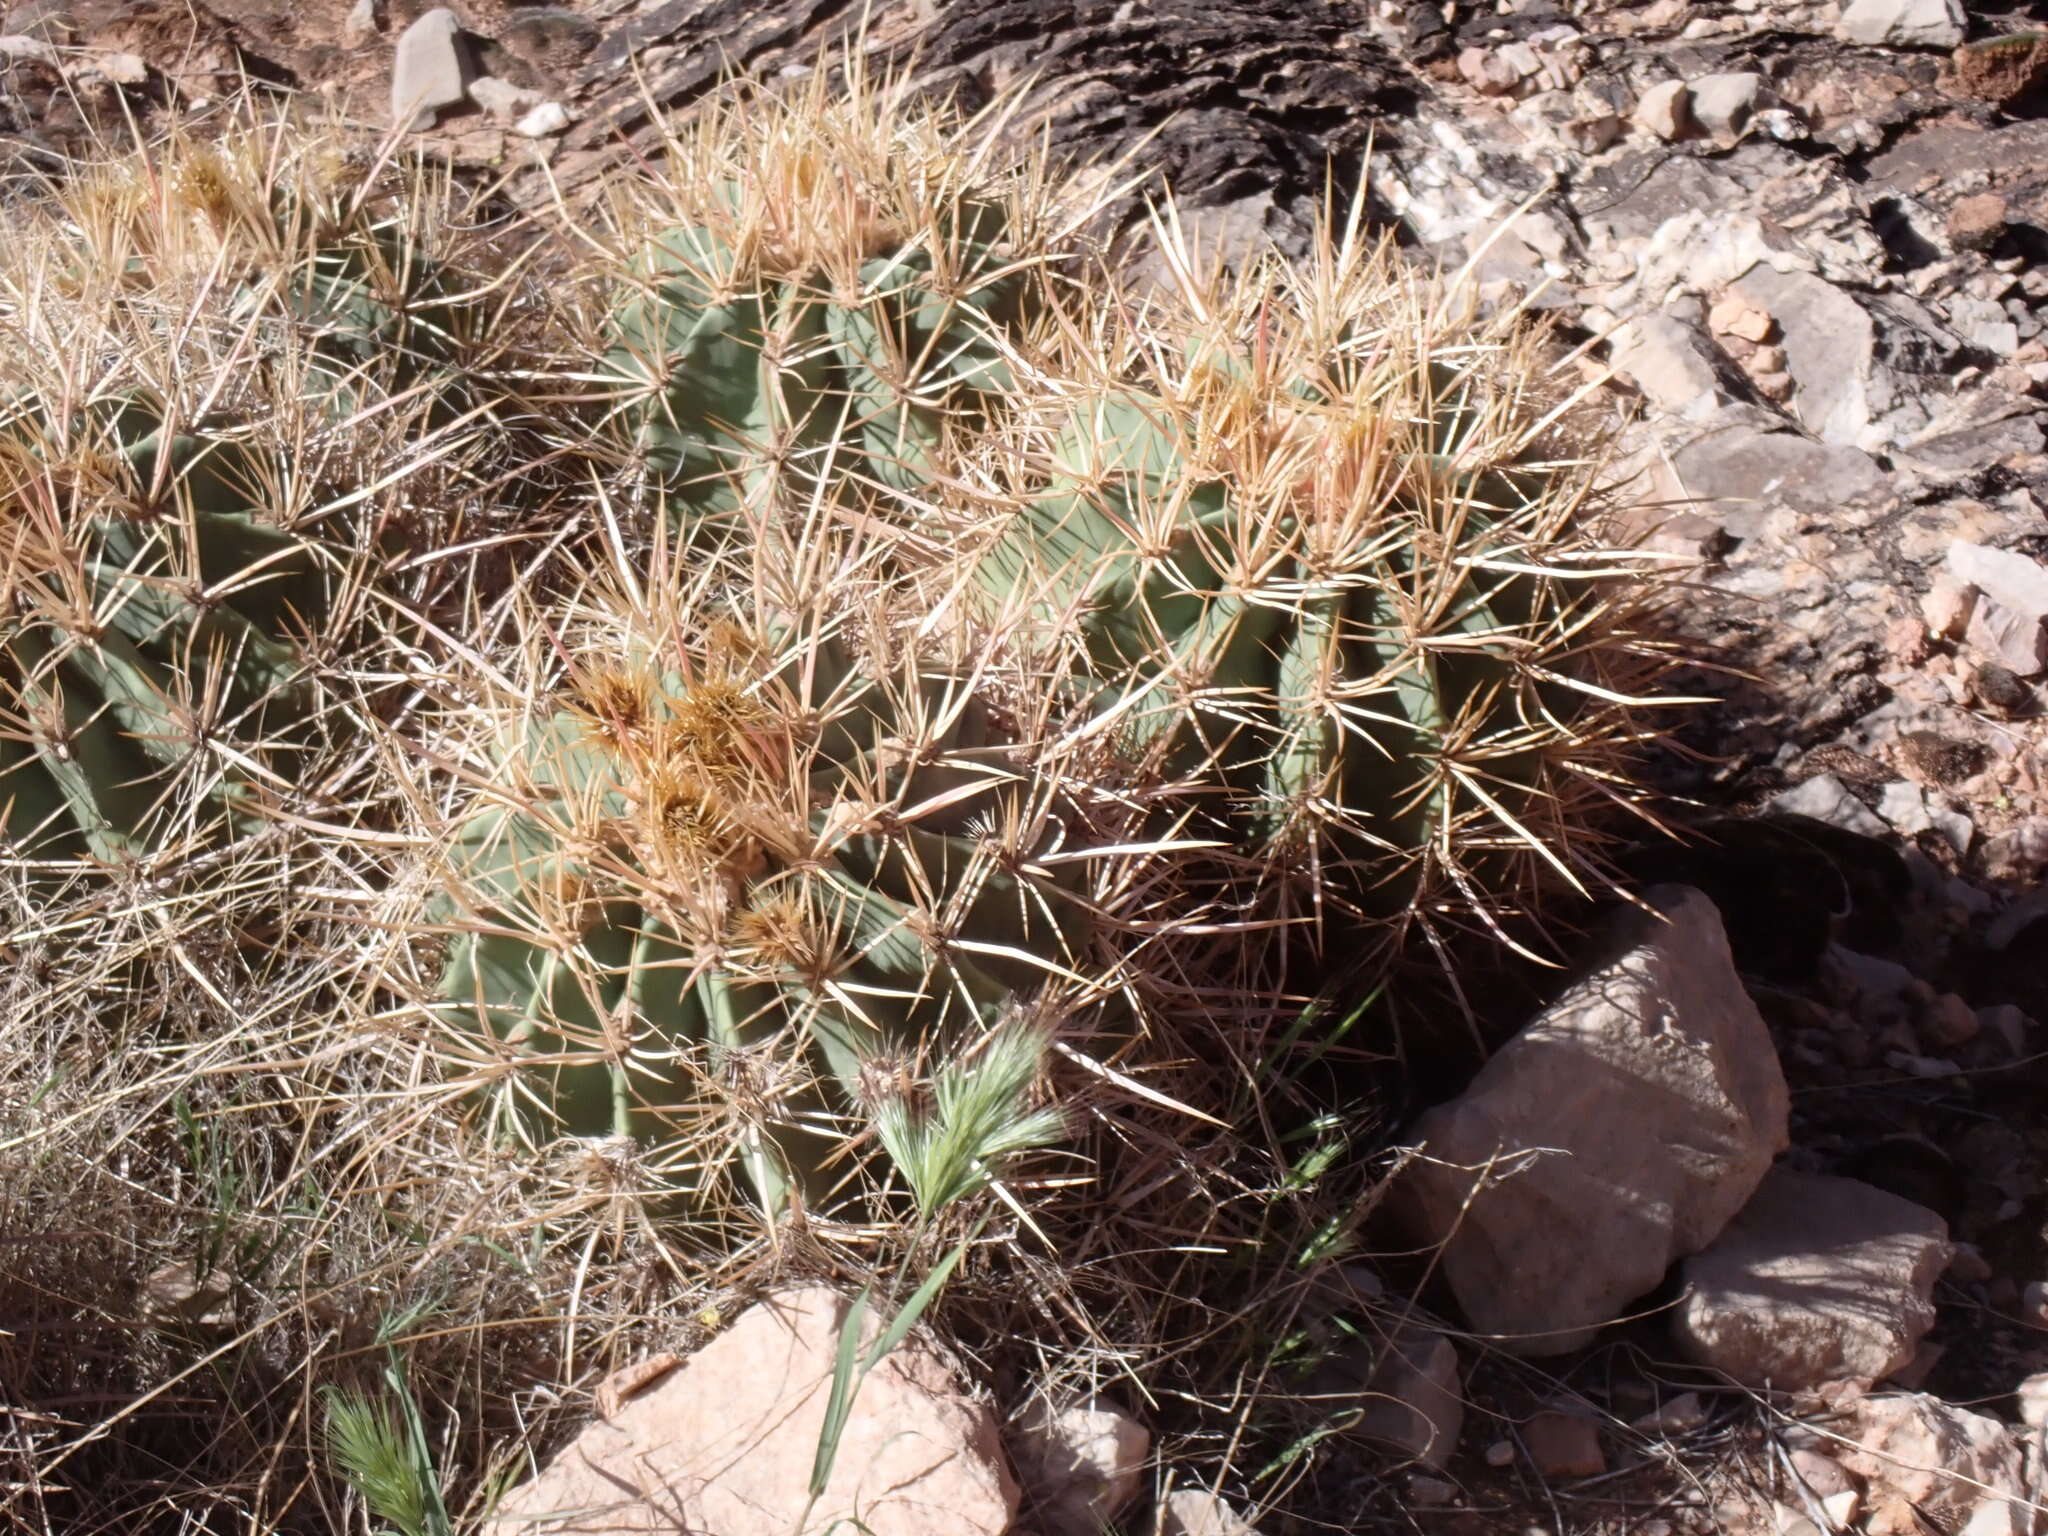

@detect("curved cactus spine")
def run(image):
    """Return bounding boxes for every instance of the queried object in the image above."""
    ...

[429,600,1094,1216]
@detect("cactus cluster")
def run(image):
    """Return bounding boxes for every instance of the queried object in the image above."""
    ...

[0,79,1663,1241]
[403,80,1666,1217]
[0,86,1692,1534]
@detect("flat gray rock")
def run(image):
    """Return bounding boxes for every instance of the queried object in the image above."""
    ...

[391,8,468,131]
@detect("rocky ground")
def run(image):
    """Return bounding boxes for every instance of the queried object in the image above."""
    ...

[6,0,2048,1532]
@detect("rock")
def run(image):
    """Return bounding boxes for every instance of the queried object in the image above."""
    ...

[1983,818,2048,881]
[1771,774,1891,839]
[1923,992,1979,1047]
[1788,1446,1858,1498]
[1979,1004,2030,1056]
[1836,0,1966,48]
[1836,1394,2027,1536]
[1349,1326,1464,1468]
[142,1258,233,1326]
[1966,598,2048,676]
[1673,1168,1949,1390]
[1951,297,2021,359]
[2018,1373,2048,1430]
[1402,886,1789,1356]
[391,8,469,132]
[1883,614,1931,666]
[1950,33,2048,106]
[94,50,148,84]
[1689,72,1766,139]
[515,101,572,138]
[1970,661,2033,714]
[1407,1475,1457,1505]
[1922,576,1977,640]
[487,1287,1017,1536]
[1951,541,2048,675]
[1949,194,2009,255]
[1629,1392,1706,1435]
[1458,46,1521,95]
[1525,1411,1606,1478]
[1014,1396,1150,1534]
[2022,1279,2048,1326]
[1729,268,1881,448]
[1948,541,2048,627]
[1671,428,1888,525]
[1633,79,1693,139]
[1709,292,1776,345]
[1875,782,1972,856]
[466,75,541,123]
[1563,115,1622,153]
[1159,1490,1261,1536]
[342,0,376,45]
[1610,314,1727,419]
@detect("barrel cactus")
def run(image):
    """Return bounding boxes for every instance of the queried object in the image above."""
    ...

[593,65,1070,535]
[604,198,1025,515]
[0,126,552,870]
[0,396,337,864]
[429,600,1093,1216]
[963,228,1667,958]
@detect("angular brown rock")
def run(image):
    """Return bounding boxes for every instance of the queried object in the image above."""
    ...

[1402,886,1790,1356]
[1672,1169,1949,1389]
[487,1287,1017,1536]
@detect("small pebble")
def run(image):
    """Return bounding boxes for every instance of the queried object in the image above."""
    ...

[1630,1391,1705,1434]
[1409,1475,1457,1505]
[1524,1410,1605,1479]
[1922,992,1980,1047]
[2023,1280,2048,1327]
[1885,1051,1962,1078]
[1947,1243,1993,1284]
[1971,661,2032,715]
[2018,1371,2048,1429]
[1788,1446,1856,1497]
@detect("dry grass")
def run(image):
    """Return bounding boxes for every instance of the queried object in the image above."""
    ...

[0,62,1680,1536]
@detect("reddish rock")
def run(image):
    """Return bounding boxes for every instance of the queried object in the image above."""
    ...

[488,1287,1017,1536]
[1673,1170,1949,1390]
[1948,193,2009,253]
[1524,1411,1605,1479]
[1403,888,1789,1356]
